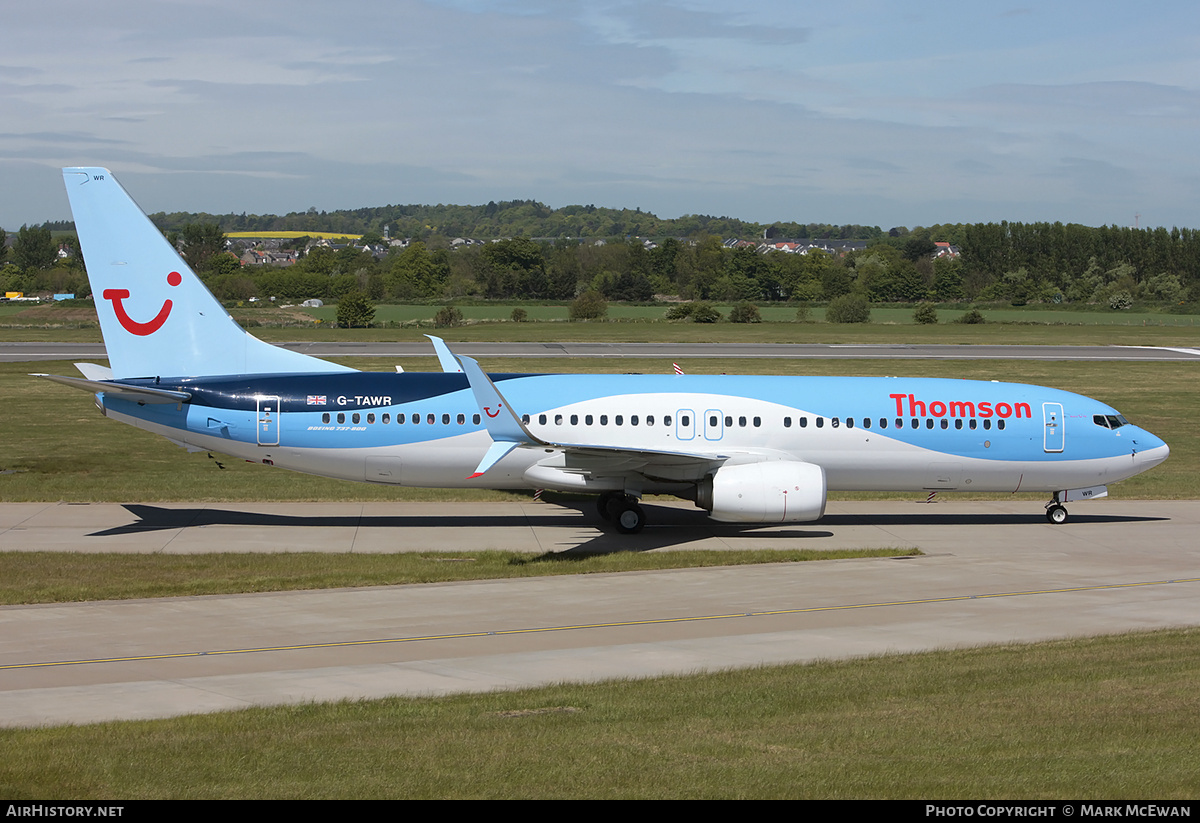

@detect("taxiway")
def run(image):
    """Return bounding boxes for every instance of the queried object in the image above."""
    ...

[2,499,1198,728]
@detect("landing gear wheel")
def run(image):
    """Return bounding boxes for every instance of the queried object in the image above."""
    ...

[596,491,620,522]
[1046,504,1068,525]
[614,501,646,534]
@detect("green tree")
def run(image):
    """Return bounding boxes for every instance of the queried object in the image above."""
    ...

[12,225,58,270]
[729,302,761,323]
[569,290,608,320]
[826,293,871,323]
[335,290,375,328]
[180,223,227,273]
[434,305,464,327]
[913,304,939,324]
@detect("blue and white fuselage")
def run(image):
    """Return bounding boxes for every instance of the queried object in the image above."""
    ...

[42,167,1169,533]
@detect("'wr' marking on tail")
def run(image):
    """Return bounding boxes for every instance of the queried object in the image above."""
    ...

[104,271,182,336]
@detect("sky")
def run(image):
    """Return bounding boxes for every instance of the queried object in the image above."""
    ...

[3,1,1199,232]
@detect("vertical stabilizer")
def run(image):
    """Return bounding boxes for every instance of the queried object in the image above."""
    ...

[62,167,355,379]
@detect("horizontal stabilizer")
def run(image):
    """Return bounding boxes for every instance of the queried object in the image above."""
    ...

[75,363,113,381]
[33,373,191,404]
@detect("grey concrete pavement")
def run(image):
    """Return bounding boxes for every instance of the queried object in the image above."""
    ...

[1,499,1198,728]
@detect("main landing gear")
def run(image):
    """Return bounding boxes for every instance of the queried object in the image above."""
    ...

[596,491,646,534]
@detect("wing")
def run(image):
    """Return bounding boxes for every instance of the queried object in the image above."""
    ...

[456,353,760,489]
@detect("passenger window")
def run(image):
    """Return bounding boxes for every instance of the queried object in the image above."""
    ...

[600,415,608,425]
[710,415,718,427]
[337,413,345,424]
[352,413,361,424]
[616,415,623,426]
[997,419,1005,430]
[955,419,963,430]
[647,415,655,426]
[522,414,530,424]
[800,417,808,428]
[910,419,919,429]
[442,414,450,425]
[427,414,435,425]
[383,413,391,424]
[367,413,375,424]
[586,415,594,425]
[925,419,933,429]
[539,414,547,425]
[983,419,992,430]
[457,413,465,424]
[940,419,948,429]
[725,416,733,427]
[473,414,481,425]
[570,414,578,425]
[322,413,330,424]
[555,414,563,425]
[631,415,639,426]
[969,419,977,430]
[832,417,840,428]
[753,416,761,427]
[784,417,792,428]
[816,418,824,428]
[863,418,871,429]
[846,418,854,429]
[679,415,688,427]
[738,416,747,427]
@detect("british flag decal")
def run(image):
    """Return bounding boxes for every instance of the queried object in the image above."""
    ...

[306,395,327,405]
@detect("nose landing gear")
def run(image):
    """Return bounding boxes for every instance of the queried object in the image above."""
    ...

[1045,502,1068,524]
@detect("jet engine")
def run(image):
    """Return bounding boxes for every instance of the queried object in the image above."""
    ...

[697,460,826,523]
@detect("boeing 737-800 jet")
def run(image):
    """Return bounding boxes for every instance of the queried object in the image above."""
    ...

[37,167,1169,533]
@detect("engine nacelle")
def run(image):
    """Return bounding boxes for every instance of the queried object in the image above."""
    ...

[698,460,826,523]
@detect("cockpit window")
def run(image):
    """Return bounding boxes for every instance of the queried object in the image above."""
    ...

[1093,414,1129,429]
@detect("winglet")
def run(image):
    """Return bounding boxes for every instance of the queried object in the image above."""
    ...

[457,353,546,478]
[425,335,463,373]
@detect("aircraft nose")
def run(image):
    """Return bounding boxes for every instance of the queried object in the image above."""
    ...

[1133,429,1169,470]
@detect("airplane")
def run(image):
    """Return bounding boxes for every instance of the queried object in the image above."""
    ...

[37,167,1169,533]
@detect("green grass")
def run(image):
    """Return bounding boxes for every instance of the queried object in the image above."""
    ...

[5,301,1200,346]
[3,628,1197,798]
[0,548,918,605]
[3,356,1194,502]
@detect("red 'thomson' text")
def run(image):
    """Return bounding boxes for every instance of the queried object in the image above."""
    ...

[889,393,1032,419]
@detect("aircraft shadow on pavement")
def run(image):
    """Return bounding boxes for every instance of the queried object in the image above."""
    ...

[88,502,836,553]
[87,502,1164,554]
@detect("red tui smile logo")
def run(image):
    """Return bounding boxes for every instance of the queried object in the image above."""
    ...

[104,271,181,336]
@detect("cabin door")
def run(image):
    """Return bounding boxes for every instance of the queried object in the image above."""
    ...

[1042,402,1064,453]
[257,395,281,446]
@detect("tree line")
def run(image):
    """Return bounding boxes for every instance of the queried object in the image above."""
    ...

[4,216,1200,310]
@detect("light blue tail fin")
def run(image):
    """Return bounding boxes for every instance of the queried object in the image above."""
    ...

[63,167,355,379]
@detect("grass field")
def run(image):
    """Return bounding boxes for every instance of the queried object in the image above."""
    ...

[5,300,1200,347]
[0,548,918,605]
[3,628,1197,799]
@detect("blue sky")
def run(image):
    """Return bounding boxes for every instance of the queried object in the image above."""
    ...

[3,1,1199,232]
